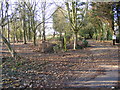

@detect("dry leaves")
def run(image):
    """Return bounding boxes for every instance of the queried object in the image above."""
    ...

[2,40,119,88]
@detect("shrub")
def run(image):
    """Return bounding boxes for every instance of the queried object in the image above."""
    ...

[82,39,88,47]
[42,43,61,53]
[53,44,60,53]
[43,44,56,53]
[79,39,88,49]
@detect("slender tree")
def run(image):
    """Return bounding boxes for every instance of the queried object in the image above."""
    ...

[22,2,27,44]
[65,2,88,49]
[0,1,17,58]
[6,2,10,42]
[0,33,17,57]
[41,1,46,41]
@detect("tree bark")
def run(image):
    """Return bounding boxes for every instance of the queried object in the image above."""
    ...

[23,20,27,44]
[33,30,36,46]
[23,3,27,44]
[0,34,17,58]
[64,31,67,51]
[7,14,10,42]
[32,14,36,46]
[42,2,46,41]
[0,2,17,58]
[28,17,31,42]
[42,17,46,41]
[73,32,78,50]
[1,2,4,44]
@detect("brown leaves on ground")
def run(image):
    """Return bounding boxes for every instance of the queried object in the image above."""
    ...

[1,40,119,88]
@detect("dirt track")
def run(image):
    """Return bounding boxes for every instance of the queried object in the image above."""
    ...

[65,40,119,88]
[1,40,120,89]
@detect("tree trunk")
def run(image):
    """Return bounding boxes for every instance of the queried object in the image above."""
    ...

[42,2,46,41]
[32,13,36,46]
[14,19,18,43]
[41,41,47,53]
[39,30,42,39]
[15,34,18,43]
[73,32,78,50]
[7,15,10,42]
[64,31,67,51]
[59,32,62,41]
[43,29,46,41]
[23,3,27,44]
[1,2,4,44]
[27,14,31,42]
[59,32,63,48]
[42,15,46,41]
[0,2,16,58]
[0,34,17,58]
[53,32,56,38]
[33,30,36,46]
[28,21,31,42]
[42,5,46,52]
[23,20,27,44]
[89,32,93,39]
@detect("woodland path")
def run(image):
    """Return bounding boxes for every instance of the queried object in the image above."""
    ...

[1,40,120,89]
[65,40,120,89]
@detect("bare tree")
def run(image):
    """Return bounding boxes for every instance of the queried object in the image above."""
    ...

[0,1,17,58]
[65,2,88,49]
[41,1,46,42]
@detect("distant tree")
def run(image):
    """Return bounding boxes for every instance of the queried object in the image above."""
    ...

[41,1,46,42]
[20,1,40,45]
[53,7,70,50]
[53,7,66,39]
[6,2,10,42]
[18,1,27,44]
[91,2,113,31]
[90,2,114,40]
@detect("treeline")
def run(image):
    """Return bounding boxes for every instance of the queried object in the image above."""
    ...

[1,1,48,45]
[52,2,114,50]
[0,1,118,57]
